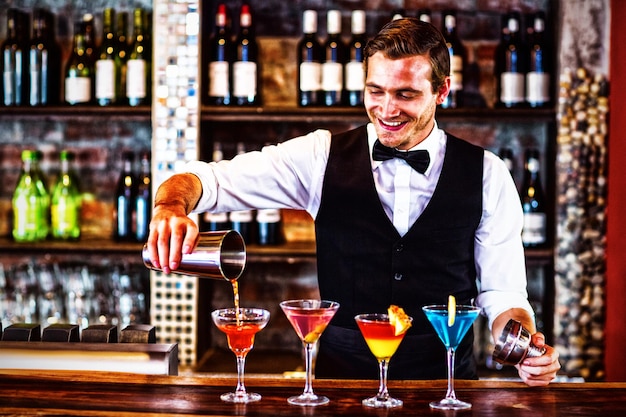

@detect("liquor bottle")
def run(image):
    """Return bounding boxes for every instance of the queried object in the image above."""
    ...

[495,12,527,108]
[526,11,551,108]
[207,3,232,106]
[233,3,259,106]
[256,208,282,245]
[29,8,61,106]
[95,8,121,106]
[2,8,28,106]
[499,147,515,178]
[441,10,465,109]
[521,148,547,247]
[114,151,136,241]
[203,142,229,230]
[228,143,254,242]
[321,10,346,106]
[116,11,130,102]
[134,151,151,242]
[12,150,49,242]
[391,9,405,21]
[64,22,93,105]
[51,150,81,240]
[127,8,150,107]
[345,10,366,107]
[417,9,431,23]
[82,13,96,65]
[297,10,322,107]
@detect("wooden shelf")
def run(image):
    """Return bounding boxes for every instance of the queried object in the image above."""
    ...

[0,105,151,121]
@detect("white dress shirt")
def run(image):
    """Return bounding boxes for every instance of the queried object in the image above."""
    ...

[186,122,535,329]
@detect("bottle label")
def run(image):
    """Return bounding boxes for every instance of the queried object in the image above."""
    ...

[229,210,254,223]
[233,61,257,97]
[127,59,147,98]
[321,62,343,92]
[345,61,364,91]
[204,211,229,223]
[209,61,230,97]
[500,72,525,104]
[256,209,281,223]
[96,59,116,99]
[526,72,550,104]
[522,212,546,245]
[3,71,14,105]
[299,62,321,92]
[65,77,92,104]
[450,55,464,91]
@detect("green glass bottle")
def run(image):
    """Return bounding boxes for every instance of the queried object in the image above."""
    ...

[12,150,50,242]
[64,22,93,105]
[95,8,121,106]
[126,8,150,106]
[51,150,81,240]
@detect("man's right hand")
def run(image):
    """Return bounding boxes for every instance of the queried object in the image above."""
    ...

[145,173,203,274]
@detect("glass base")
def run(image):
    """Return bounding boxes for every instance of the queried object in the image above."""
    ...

[362,396,403,408]
[220,392,262,403]
[287,394,329,406]
[429,398,472,410]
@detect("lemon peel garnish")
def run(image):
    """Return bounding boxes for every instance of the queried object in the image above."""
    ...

[448,295,456,327]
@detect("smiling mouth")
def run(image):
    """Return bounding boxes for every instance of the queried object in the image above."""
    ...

[378,119,406,131]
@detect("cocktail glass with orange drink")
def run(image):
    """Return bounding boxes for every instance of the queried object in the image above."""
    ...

[280,299,340,406]
[211,307,270,403]
[354,305,412,408]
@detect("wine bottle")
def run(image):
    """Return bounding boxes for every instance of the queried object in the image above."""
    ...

[297,10,322,107]
[391,9,405,21]
[64,22,93,105]
[526,11,551,108]
[345,10,366,107]
[256,208,282,245]
[499,147,515,178]
[51,150,81,240]
[2,8,28,106]
[29,8,61,106]
[126,8,150,107]
[233,3,259,106]
[114,151,136,241]
[441,10,465,109]
[203,142,229,230]
[228,143,254,242]
[321,10,346,106]
[417,8,431,23]
[95,8,121,106]
[521,148,547,247]
[495,12,527,108]
[12,149,49,242]
[207,3,232,106]
[116,11,130,102]
[134,151,151,242]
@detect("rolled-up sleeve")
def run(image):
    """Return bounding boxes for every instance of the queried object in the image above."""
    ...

[474,151,535,329]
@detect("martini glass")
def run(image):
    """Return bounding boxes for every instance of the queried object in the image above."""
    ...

[422,304,481,410]
[211,307,270,403]
[280,299,340,406]
[355,313,412,408]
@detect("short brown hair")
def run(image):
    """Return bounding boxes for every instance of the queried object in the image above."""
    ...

[364,18,450,93]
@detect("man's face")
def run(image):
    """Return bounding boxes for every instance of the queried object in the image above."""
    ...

[364,52,449,150]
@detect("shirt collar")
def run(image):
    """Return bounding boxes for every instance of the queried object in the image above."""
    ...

[368,121,444,176]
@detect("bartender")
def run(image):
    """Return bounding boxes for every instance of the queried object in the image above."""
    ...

[146,18,560,385]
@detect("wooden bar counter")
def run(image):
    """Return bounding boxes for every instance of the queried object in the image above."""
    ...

[1,369,626,416]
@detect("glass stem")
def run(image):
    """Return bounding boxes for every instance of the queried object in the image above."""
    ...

[445,347,457,400]
[377,359,391,401]
[302,342,315,397]
[235,354,248,397]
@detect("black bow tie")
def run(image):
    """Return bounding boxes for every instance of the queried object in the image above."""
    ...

[372,139,430,173]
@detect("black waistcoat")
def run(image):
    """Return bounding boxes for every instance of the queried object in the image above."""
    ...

[314,125,484,379]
